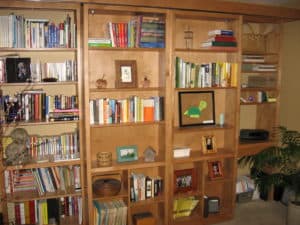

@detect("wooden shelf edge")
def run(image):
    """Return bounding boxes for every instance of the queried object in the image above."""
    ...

[5,159,82,171]
[6,189,82,202]
[238,141,276,157]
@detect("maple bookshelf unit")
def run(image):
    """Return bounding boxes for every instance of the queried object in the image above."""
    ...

[83,4,167,225]
[238,16,282,157]
[168,10,240,225]
[0,1,84,225]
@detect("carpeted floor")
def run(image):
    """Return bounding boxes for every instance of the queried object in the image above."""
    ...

[216,200,287,225]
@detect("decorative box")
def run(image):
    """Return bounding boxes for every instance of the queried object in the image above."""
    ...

[173,146,191,158]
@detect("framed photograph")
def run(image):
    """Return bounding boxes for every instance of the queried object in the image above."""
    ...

[6,57,31,83]
[174,168,197,193]
[208,161,223,180]
[178,91,215,127]
[115,60,137,88]
[116,145,138,162]
[202,135,217,154]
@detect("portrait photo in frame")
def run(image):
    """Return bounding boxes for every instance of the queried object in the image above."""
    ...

[178,91,215,127]
[115,60,137,88]
[116,145,138,163]
[202,135,217,154]
[208,161,223,180]
[174,168,197,193]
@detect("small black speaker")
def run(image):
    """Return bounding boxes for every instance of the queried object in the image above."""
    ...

[204,196,220,217]
[240,129,269,141]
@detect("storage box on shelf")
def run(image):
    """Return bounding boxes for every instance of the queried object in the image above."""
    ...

[83,4,167,225]
[0,2,83,225]
[239,17,281,156]
[169,10,240,225]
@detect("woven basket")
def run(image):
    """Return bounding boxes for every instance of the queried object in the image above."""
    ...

[92,178,121,196]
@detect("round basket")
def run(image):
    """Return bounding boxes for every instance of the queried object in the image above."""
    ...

[92,178,121,196]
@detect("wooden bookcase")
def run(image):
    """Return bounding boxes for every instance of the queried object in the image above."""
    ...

[83,4,168,225]
[168,10,240,225]
[238,16,282,157]
[1,1,299,225]
[0,1,84,225]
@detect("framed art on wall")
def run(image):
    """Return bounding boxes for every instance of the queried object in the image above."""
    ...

[178,91,215,127]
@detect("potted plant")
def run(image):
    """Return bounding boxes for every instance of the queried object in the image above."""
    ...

[238,126,300,202]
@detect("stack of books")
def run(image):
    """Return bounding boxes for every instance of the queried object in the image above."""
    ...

[138,15,165,48]
[242,55,265,63]
[106,15,165,48]
[201,29,237,49]
[93,200,127,225]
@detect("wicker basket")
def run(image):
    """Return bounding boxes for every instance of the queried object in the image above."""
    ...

[92,178,121,196]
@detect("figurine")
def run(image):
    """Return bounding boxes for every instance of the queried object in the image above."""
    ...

[96,74,107,88]
[4,128,31,166]
[143,146,156,162]
[142,76,150,88]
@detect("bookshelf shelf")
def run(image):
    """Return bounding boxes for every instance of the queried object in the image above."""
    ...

[240,102,277,105]
[5,159,81,171]
[90,121,165,128]
[175,47,238,52]
[90,159,166,173]
[0,48,77,52]
[6,190,82,202]
[88,47,165,51]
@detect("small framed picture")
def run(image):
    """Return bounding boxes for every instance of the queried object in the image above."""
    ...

[6,57,31,83]
[116,145,138,162]
[174,168,197,193]
[202,135,217,154]
[115,60,137,88]
[178,91,215,127]
[208,161,223,180]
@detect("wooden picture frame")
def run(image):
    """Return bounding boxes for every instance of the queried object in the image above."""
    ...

[174,168,197,193]
[208,161,223,180]
[178,91,215,127]
[115,60,137,88]
[202,135,217,154]
[116,145,138,162]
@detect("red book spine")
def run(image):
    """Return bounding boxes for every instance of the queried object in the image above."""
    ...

[15,203,21,225]
[29,200,36,224]
[213,35,236,42]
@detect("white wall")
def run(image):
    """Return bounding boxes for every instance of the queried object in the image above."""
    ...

[281,21,300,131]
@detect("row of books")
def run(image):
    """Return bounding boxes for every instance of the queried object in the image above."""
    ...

[2,91,79,122]
[93,200,127,225]
[201,29,237,49]
[2,131,80,163]
[4,166,81,195]
[242,55,265,63]
[130,173,163,202]
[242,64,277,72]
[0,57,77,83]
[89,96,164,125]
[175,56,238,88]
[89,15,165,48]
[0,14,76,48]
[7,197,82,225]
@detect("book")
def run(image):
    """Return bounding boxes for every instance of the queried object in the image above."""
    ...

[201,41,237,47]
[208,29,234,36]
[207,34,236,42]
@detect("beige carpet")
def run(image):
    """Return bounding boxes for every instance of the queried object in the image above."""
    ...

[216,200,287,225]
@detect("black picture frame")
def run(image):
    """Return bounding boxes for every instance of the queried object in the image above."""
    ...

[6,57,31,83]
[178,91,215,127]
